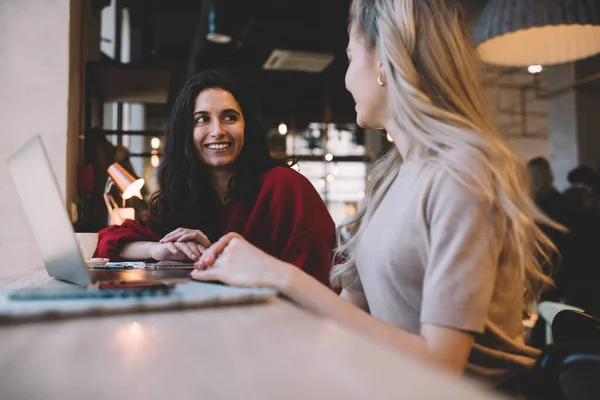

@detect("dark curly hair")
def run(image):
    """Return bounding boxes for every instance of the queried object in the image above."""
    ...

[148,69,289,240]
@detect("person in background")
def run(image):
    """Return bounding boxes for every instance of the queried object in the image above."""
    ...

[526,157,574,299]
[526,157,576,348]
[94,69,335,286]
[564,164,600,210]
[561,165,600,316]
[527,157,569,217]
[191,0,559,393]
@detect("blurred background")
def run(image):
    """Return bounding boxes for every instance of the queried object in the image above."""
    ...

[2,0,600,280]
[79,0,376,228]
[68,0,596,229]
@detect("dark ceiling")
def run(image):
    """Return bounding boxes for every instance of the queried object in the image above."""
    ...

[117,0,488,130]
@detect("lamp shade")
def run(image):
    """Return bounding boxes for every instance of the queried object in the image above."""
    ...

[107,163,144,200]
[474,0,600,66]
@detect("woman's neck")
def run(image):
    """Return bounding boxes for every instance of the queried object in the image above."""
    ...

[209,169,234,203]
[384,120,414,161]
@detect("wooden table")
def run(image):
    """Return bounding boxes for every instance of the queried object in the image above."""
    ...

[0,268,505,400]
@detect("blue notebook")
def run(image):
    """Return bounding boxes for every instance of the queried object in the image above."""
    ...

[0,281,276,323]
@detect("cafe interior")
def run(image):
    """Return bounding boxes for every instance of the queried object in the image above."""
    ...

[1,0,600,399]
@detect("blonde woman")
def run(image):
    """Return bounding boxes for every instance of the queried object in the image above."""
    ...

[191,0,557,389]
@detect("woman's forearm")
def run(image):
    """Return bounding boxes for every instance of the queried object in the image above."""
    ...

[278,267,473,376]
[119,241,157,260]
[279,266,431,360]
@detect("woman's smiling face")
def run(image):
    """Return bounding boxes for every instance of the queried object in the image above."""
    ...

[192,88,245,169]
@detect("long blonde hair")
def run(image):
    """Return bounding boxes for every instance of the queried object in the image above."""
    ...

[331,0,560,308]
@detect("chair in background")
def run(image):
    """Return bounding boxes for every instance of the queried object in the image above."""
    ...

[538,301,584,345]
[554,310,600,400]
[559,353,600,400]
[527,310,600,400]
[552,309,600,345]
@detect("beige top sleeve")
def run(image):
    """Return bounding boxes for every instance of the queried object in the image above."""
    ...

[421,170,503,334]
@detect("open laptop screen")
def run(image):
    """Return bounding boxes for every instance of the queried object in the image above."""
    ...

[7,136,92,287]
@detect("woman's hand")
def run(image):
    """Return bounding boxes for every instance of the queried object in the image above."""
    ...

[149,241,205,262]
[157,228,212,261]
[159,228,212,249]
[191,233,293,289]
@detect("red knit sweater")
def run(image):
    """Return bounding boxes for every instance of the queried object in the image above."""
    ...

[94,166,336,286]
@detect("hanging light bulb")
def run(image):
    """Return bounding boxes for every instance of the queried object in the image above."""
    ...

[278,122,288,135]
[151,155,160,168]
[324,153,333,162]
[206,0,233,44]
[151,137,161,149]
[527,65,543,74]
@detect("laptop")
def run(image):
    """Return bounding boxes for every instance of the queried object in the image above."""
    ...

[7,135,193,287]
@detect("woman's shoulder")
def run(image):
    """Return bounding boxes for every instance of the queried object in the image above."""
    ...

[420,147,489,174]
[414,148,494,204]
[256,165,326,208]
[260,166,314,190]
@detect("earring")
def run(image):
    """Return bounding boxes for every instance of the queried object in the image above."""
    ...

[377,75,386,86]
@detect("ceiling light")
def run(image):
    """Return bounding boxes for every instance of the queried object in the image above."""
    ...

[278,123,288,135]
[527,65,543,74]
[344,203,357,215]
[263,49,334,73]
[206,0,233,44]
[475,0,600,66]
[206,32,232,44]
[150,137,161,149]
